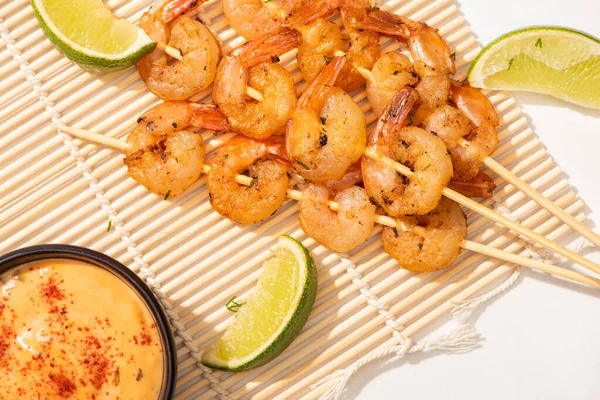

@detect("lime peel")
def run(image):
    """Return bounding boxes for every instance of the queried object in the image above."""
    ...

[31,0,156,72]
[201,235,317,372]
[468,26,600,109]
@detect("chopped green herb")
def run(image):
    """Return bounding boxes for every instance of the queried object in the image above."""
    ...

[107,221,112,232]
[295,158,310,170]
[450,52,456,60]
[408,112,414,125]
[417,242,423,250]
[508,57,514,70]
[360,44,369,51]
[224,154,229,159]
[415,215,422,225]
[370,5,380,10]
[535,38,542,48]
[164,190,172,200]
[226,295,245,312]
[175,157,179,163]
[263,0,273,3]
[421,164,432,171]
[323,55,333,64]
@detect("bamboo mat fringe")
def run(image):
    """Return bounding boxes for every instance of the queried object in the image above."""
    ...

[0,0,592,399]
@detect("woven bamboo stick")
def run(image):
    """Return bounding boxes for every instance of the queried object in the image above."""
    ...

[2,0,591,398]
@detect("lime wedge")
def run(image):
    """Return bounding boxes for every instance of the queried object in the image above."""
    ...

[31,0,156,72]
[468,26,600,109]
[202,235,317,372]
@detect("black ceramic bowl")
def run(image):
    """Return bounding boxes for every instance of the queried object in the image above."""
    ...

[0,244,177,399]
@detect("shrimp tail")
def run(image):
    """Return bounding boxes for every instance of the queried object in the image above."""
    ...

[285,0,340,29]
[448,171,496,198]
[161,0,206,24]
[449,81,500,127]
[298,56,346,109]
[371,87,421,143]
[234,29,300,68]
[189,103,230,132]
[356,10,413,38]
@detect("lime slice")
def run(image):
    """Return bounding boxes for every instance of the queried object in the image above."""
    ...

[202,235,317,372]
[31,0,156,72]
[468,26,600,109]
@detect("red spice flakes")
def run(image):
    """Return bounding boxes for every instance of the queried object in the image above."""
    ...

[49,373,76,397]
[81,336,113,390]
[0,325,15,368]
[41,276,66,302]
[50,377,72,396]
[139,330,152,346]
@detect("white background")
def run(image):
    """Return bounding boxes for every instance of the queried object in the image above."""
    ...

[354,0,600,399]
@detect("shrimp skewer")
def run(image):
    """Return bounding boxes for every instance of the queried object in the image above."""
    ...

[298,183,376,252]
[51,124,600,287]
[364,89,600,276]
[357,9,455,126]
[451,82,600,247]
[287,56,367,182]
[138,0,221,100]
[125,101,228,196]
[213,30,300,139]
[296,0,380,92]
[223,0,338,40]
[154,45,265,102]
[361,87,453,216]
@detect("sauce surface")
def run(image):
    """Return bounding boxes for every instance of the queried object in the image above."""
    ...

[0,259,164,399]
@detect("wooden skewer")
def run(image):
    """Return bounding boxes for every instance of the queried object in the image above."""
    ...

[156,42,264,102]
[51,124,600,288]
[364,147,600,276]
[335,48,600,252]
[244,86,265,102]
[332,50,376,84]
[456,138,600,248]
[483,157,600,249]
[157,42,183,60]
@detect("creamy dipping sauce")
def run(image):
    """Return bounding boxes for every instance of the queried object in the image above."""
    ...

[0,259,164,399]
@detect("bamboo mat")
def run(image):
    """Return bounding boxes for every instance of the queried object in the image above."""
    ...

[0,0,589,398]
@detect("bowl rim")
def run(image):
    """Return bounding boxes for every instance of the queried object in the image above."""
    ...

[0,244,177,399]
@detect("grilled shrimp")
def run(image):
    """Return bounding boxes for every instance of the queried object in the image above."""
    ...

[382,197,467,272]
[287,56,367,182]
[361,87,453,216]
[298,183,375,252]
[423,104,480,180]
[125,101,228,196]
[296,0,380,92]
[337,0,380,91]
[138,0,220,100]
[223,0,338,40]
[206,136,289,224]
[358,9,455,123]
[449,81,500,167]
[366,52,419,116]
[213,30,299,139]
